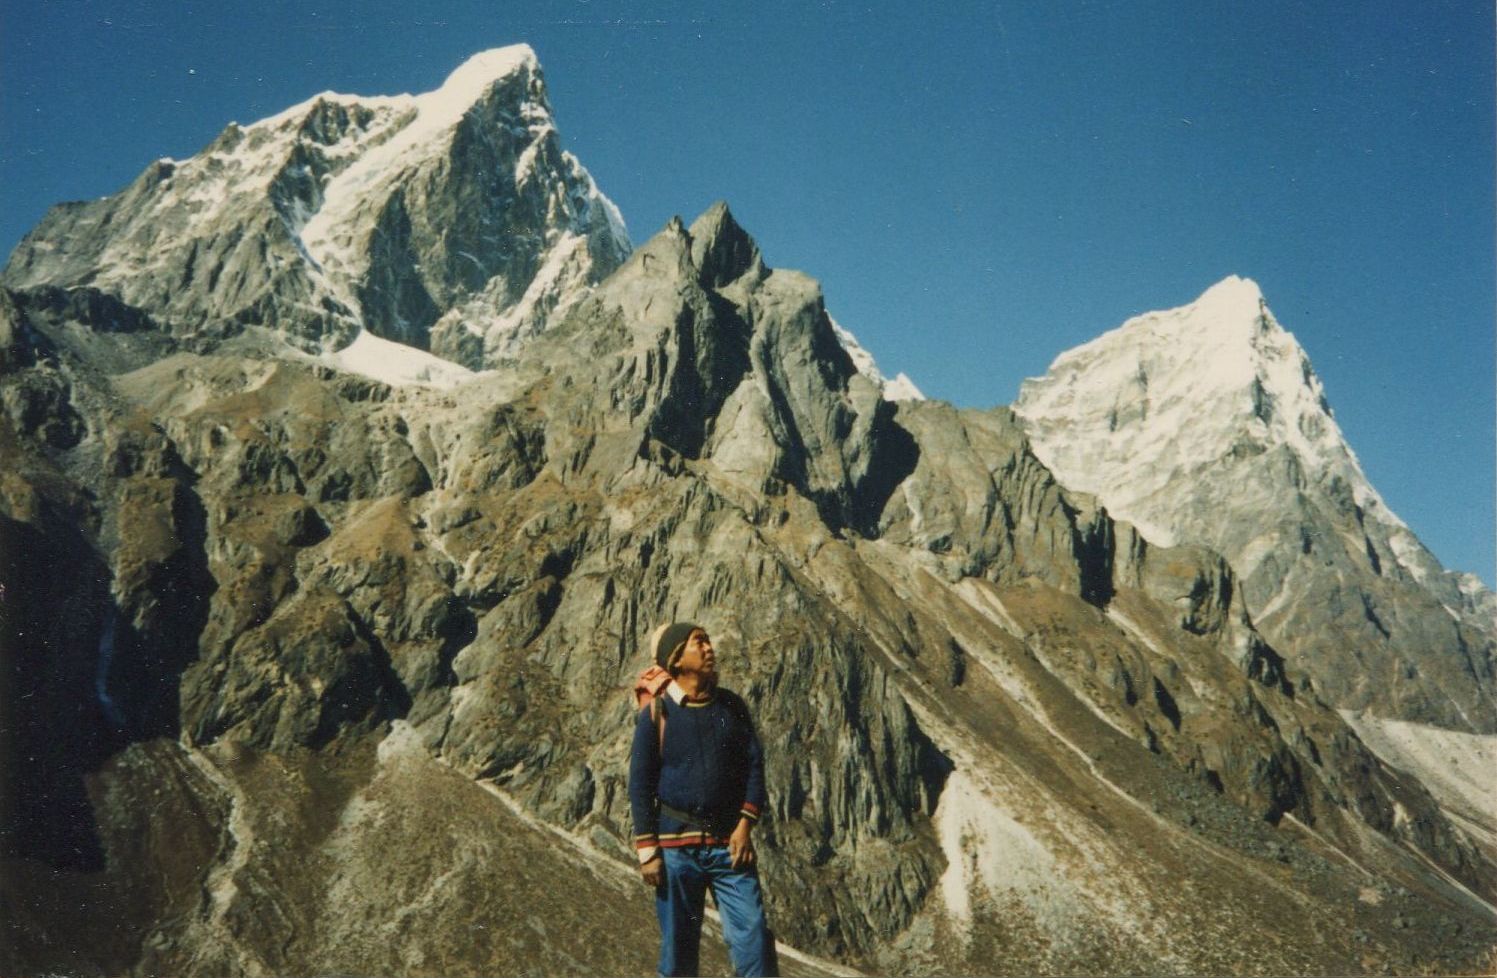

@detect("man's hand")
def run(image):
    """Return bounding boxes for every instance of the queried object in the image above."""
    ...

[729,818,755,869]
[641,854,664,887]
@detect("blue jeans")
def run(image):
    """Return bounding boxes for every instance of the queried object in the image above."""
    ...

[655,846,777,977]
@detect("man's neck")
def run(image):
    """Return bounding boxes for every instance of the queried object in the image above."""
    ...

[673,672,715,701]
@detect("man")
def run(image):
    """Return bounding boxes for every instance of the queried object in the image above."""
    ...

[629,622,777,978]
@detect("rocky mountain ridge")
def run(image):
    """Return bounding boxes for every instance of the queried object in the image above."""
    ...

[1,44,914,405]
[3,49,1495,978]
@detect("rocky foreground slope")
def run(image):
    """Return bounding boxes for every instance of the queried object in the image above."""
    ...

[3,47,1495,977]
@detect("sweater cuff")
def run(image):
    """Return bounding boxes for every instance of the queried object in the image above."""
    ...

[635,834,661,864]
[739,802,761,823]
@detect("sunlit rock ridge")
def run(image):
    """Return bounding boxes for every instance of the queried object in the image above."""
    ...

[3,49,1495,978]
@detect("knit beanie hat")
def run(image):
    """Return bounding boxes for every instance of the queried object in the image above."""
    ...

[650,621,701,672]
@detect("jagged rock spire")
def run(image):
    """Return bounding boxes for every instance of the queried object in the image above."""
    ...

[687,201,766,289]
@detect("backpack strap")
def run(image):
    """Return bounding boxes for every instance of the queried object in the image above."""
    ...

[651,694,668,757]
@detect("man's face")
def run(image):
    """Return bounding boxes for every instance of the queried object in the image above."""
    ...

[674,629,716,679]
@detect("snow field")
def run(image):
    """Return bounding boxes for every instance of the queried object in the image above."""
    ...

[319,329,484,390]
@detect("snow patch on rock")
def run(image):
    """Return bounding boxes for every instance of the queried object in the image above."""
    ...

[936,769,1057,926]
[321,329,484,390]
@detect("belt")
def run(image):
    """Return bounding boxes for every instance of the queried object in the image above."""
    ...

[658,801,734,835]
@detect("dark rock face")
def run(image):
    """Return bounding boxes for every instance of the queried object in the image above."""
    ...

[3,53,1495,978]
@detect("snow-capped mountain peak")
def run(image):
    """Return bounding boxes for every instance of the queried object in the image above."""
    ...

[1016,275,1396,544]
[1014,276,1495,731]
[2,45,631,370]
[830,315,925,402]
[297,45,577,304]
[1185,272,1264,320]
[248,44,540,137]
[431,44,540,107]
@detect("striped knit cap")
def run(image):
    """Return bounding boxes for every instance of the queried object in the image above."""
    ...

[650,621,701,672]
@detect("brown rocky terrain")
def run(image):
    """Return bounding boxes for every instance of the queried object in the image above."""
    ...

[3,198,1495,976]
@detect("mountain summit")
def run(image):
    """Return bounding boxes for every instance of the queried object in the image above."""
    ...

[1,44,631,366]
[1016,277,1496,732]
[1015,276,1393,545]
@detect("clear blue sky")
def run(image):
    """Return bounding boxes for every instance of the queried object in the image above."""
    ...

[3,1,1493,585]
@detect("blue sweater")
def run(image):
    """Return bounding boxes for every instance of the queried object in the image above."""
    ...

[628,685,766,862]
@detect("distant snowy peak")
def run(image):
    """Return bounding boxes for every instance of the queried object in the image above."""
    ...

[1014,275,1494,628]
[1,45,631,371]
[1013,276,1495,731]
[830,316,925,402]
[296,46,571,276]
[243,44,544,172]
[277,45,631,357]
[882,372,926,401]
[1015,275,1398,539]
[241,42,536,123]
